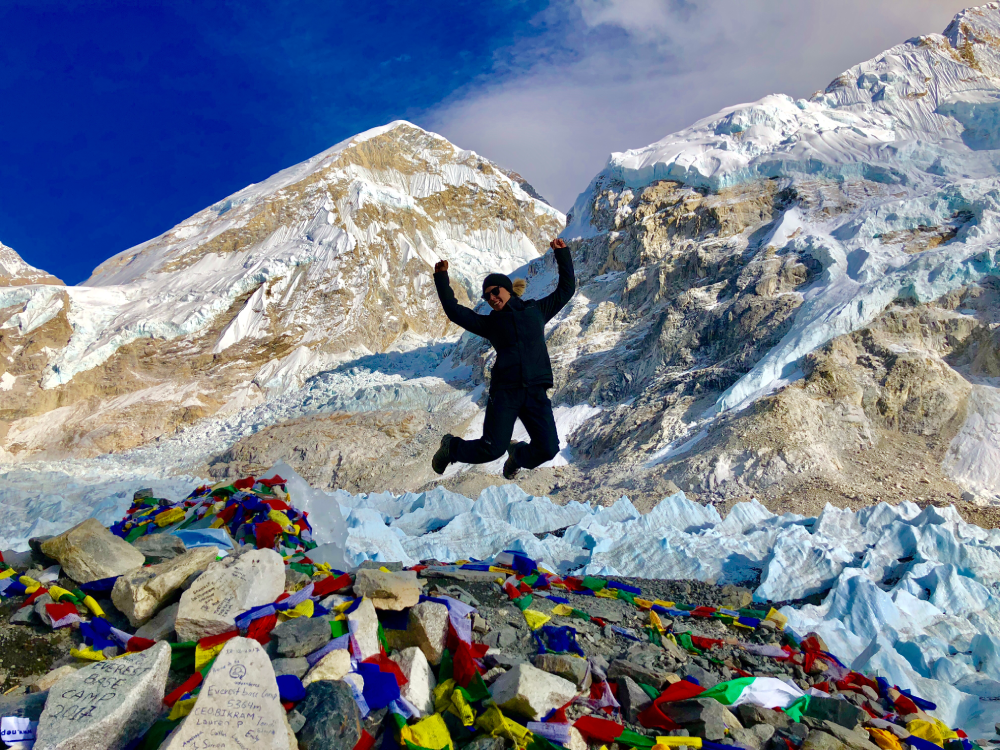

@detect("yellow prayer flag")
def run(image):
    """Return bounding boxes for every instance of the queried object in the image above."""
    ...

[522,610,552,630]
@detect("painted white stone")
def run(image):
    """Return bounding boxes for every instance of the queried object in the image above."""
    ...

[34,642,170,750]
[409,601,449,665]
[174,549,284,642]
[162,637,289,750]
[390,646,436,716]
[489,663,578,721]
[111,546,218,627]
[302,649,352,687]
[346,598,380,661]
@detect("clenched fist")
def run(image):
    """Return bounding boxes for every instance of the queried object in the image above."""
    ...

[435,259,449,273]
[550,238,567,250]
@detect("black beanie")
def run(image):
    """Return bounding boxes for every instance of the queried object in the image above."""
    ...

[482,273,513,296]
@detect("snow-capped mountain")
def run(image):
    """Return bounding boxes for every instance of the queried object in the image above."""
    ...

[0,122,563,463]
[7,6,1000,515]
[0,242,62,286]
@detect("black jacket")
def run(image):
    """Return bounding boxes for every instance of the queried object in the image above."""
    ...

[434,246,575,390]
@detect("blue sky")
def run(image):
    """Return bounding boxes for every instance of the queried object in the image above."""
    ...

[1,0,972,284]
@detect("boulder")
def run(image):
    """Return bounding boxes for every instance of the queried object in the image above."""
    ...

[39,519,145,584]
[129,534,186,565]
[162,638,289,750]
[174,548,284,641]
[272,616,333,658]
[133,603,179,642]
[803,697,866,731]
[653,699,742,740]
[802,731,848,750]
[33,642,170,750]
[296,680,362,750]
[607,658,675,690]
[347,598,381,661]
[111,546,218,627]
[272,657,310,679]
[488,663,578,721]
[533,654,590,688]
[353,569,422,610]
[302,649,352,686]
[390,646,437,715]
[409,601,449,665]
[737,703,791,729]
[616,676,652,724]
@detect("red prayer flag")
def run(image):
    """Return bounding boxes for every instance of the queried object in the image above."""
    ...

[574,716,625,743]
[164,673,203,707]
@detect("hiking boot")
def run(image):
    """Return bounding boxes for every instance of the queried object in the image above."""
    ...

[432,434,454,475]
[503,441,526,480]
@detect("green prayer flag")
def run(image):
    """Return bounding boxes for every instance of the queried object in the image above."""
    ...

[125,525,147,543]
[581,576,606,591]
[616,590,636,605]
[675,632,702,654]
[637,682,660,700]
[697,677,755,705]
[439,648,454,682]
[617,729,657,748]
[330,620,349,638]
[514,594,533,611]
[464,673,490,703]
[522,573,539,587]
[138,719,181,750]
[784,694,810,722]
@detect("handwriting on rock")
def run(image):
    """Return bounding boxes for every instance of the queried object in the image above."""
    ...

[48,660,153,723]
[180,646,281,749]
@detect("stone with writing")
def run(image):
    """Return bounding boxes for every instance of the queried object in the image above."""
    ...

[174,548,284,642]
[112,546,219,627]
[33,642,170,750]
[162,636,290,750]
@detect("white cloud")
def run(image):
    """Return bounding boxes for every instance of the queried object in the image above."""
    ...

[422,0,974,211]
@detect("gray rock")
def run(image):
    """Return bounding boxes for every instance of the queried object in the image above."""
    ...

[864,719,909,739]
[680,663,719,689]
[39,519,145,585]
[465,737,508,750]
[483,651,528,670]
[533,654,590,688]
[353,569,422,610]
[34,594,56,626]
[801,731,848,750]
[410,601,449,665]
[272,657,310,679]
[34,642,170,750]
[132,488,155,501]
[162,637,289,750]
[607,658,675,689]
[753,724,776,744]
[819,721,881,750]
[287,709,306,734]
[737,704,791,729]
[482,627,518,650]
[133,603,178,642]
[616,676,652,724]
[653,699,741,741]
[578,598,625,623]
[728,726,765,750]
[802,697,866,731]
[297,679,363,750]
[129,533,186,564]
[272,616,333,658]
[10,605,39,625]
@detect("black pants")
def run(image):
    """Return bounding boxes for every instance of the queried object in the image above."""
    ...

[450,387,560,470]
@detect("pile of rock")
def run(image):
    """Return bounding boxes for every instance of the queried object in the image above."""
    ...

[0,477,990,750]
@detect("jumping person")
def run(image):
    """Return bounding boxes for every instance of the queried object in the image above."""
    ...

[431,239,575,480]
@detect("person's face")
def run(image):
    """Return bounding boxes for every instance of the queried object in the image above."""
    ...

[483,284,511,311]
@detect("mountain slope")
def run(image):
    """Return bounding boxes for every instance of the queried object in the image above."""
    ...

[0,242,62,286]
[0,122,563,460]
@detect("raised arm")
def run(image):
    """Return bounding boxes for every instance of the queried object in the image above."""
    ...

[536,239,576,322]
[433,260,490,338]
